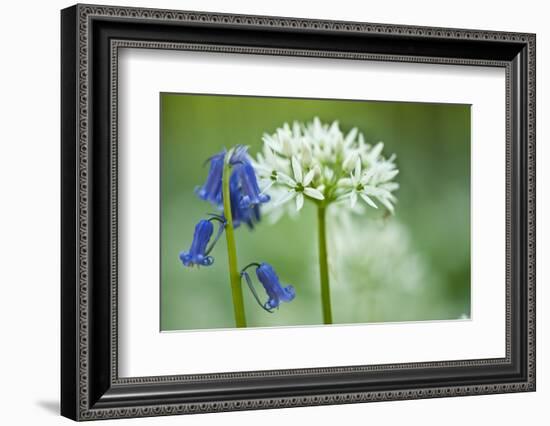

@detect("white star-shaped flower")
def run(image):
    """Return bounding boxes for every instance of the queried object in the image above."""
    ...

[252,147,291,193]
[339,159,379,209]
[276,156,325,211]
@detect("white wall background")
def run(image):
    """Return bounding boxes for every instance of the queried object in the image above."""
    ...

[0,0,546,424]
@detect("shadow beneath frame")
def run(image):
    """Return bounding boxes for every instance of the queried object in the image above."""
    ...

[36,400,59,416]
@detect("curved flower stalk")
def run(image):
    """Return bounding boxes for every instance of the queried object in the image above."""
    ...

[240,262,295,313]
[254,118,399,324]
[180,145,293,327]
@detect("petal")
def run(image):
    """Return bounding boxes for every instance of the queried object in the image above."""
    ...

[361,167,376,185]
[381,169,400,182]
[381,188,395,200]
[253,163,273,175]
[281,138,293,157]
[378,196,395,213]
[262,134,282,154]
[301,140,312,165]
[350,190,358,208]
[342,151,358,172]
[360,192,378,208]
[379,182,400,192]
[265,298,279,310]
[277,172,296,187]
[291,156,302,182]
[292,121,301,137]
[338,177,353,187]
[304,187,325,200]
[260,179,275,194]
[313,116,322,132]
[275,190,296,206]
[281,285,296,302]
[353,158,362,180]
[371,142,384,159]
[263,146,277,165]
[179,252,192,267]
[367,186,393,200]
[336,191,352,201]
[303,168,315,186]
[324,167,335,181]
[196,152,225,205]
[229,145,250,165]
[295,193,304,211]
[344,127,358,146]
[237,161,268,206]
[363,185,383,196]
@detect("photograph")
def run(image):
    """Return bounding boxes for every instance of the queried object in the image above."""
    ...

[160,93,471,331]
[57,2,536,421]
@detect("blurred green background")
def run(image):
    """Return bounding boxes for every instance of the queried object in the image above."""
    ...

[160,93,470,331]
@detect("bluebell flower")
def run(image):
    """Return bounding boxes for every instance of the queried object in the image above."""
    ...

[229,145,250,165]
[196,150,225,207]
[230,145,270,208]
[234,161,270,209]
[179,219,215,267]
[196,146,270,229]
[229,172,248,228]
[256,262,295,310]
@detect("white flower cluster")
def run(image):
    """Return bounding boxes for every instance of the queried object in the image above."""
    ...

[253,117,399,219]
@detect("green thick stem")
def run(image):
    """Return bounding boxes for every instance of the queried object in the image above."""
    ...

[222,159,247,328]
[317,206,333,324]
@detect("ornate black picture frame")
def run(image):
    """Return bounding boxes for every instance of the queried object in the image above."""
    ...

[61,3,536,421]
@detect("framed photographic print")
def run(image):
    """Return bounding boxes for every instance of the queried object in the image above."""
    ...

[61,3,536,421]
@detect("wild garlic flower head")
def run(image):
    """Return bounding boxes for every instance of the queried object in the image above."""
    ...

[253,117,399,217]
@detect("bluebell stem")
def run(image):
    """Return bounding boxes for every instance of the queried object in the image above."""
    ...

[179,219,216,267]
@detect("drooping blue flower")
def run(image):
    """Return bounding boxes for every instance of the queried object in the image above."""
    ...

[196,146,270,229]
[235,161,270,209]
[256,262,295,310]
[196,150,225,207]
[179,219,215,267]
[229,171,248,228]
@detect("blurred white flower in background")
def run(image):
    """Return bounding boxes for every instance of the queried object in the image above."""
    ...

[327,213,437,323]
[253,117,399,220]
